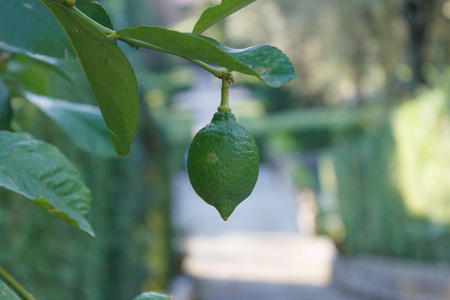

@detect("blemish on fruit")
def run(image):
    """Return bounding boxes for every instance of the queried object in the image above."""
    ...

[206,153,218,163]
[72,27,80,33]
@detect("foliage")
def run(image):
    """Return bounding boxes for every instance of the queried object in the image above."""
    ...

[240,108,373,137]
[193,0,257,35]
[329,89,450,261]
[0,53,173,299]
[40,0,140,157]
[0,279,21,300]
[291,162,315,190]
[0,77,11,130]
[0,0,295,299]
[224,0,450,107]
[0,0,74,58]
[393,89,450,224]
[0,130,94,236]
[114,26,295,88]
[0,0,295,236]
[24,91,116,157]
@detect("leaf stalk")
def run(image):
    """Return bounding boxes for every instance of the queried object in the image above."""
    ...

[66,7,229,79]
[0,265,36,300]
[111,35,227,78]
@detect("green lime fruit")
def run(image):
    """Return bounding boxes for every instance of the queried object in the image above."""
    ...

[187,111,259,220]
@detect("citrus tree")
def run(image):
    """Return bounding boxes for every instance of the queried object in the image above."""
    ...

[0,0,295,299]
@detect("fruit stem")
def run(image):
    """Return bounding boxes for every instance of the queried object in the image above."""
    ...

[218,74,233,112]
[0,265,36,300]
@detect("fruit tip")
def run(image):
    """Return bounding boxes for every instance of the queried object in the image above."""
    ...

[217,206,236,221]
[218,210,231,221]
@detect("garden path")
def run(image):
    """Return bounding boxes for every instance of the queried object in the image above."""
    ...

[171,164,360,300]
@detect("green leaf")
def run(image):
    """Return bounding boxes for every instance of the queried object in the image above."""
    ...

[0,0,74,59]
[0,44,72,83]
[75,0,114,30]
[23,91,116,157]
[0,0,113,60]
[0,130,95,236]
[39,0,139,157]
[132,292,171,300]
[0,77,11,130]
[116,27,296,87]
[13,63,50,96]
[193,0,257,35]
[0,279,21,300]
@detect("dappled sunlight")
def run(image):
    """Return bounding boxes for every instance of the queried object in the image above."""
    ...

[393,89,450,224]
[181,233,335,286]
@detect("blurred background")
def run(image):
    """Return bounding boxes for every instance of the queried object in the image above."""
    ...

[2,0,450,299]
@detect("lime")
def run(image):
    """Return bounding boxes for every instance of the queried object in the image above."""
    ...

[187,111,259,220]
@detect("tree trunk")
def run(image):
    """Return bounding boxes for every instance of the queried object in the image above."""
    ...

[403,0,436,91]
